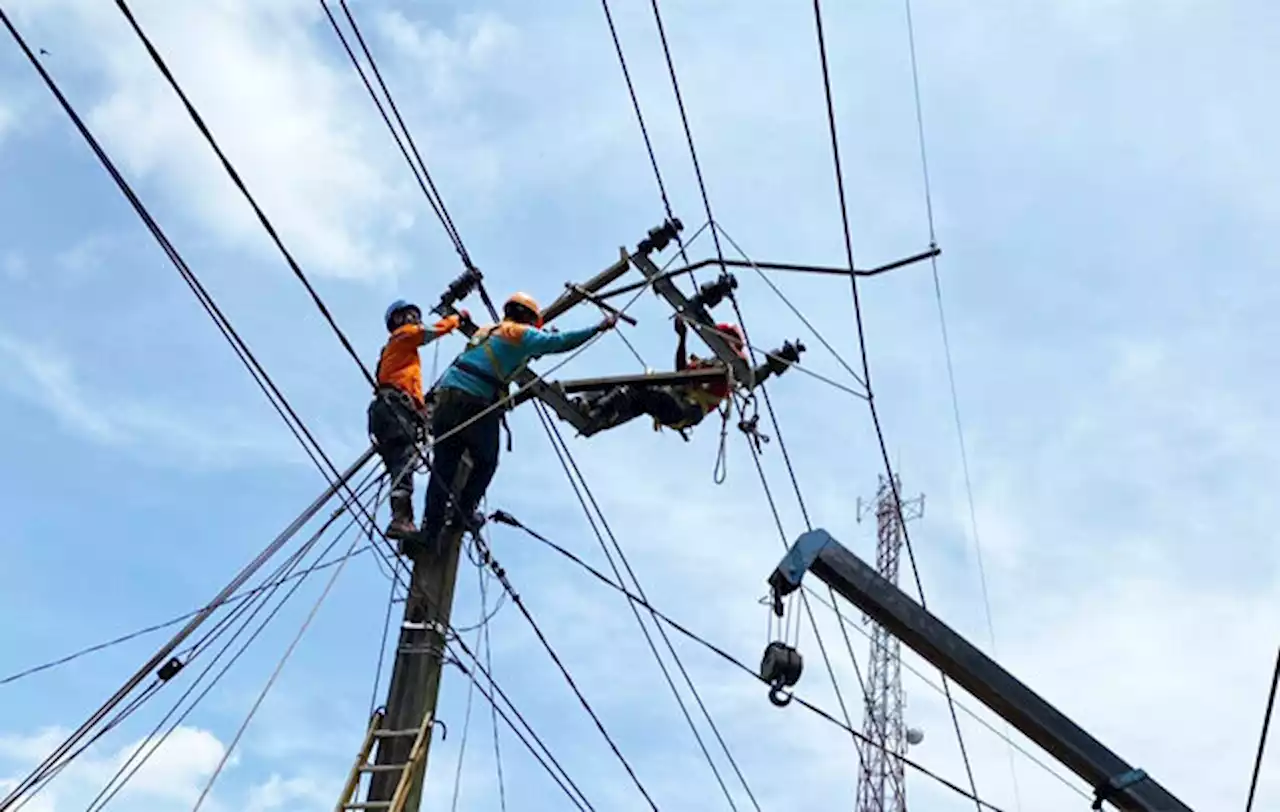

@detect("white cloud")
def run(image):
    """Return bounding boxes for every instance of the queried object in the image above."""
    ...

[0,726,226,812]
[0,331,304,469]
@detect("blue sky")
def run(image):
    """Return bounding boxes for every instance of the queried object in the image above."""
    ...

[1,0,1278,810]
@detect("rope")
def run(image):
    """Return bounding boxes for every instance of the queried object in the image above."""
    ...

[809,1,983,804]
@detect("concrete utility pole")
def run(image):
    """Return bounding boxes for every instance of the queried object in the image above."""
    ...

[358,220,685,811]
[855,475,923,812]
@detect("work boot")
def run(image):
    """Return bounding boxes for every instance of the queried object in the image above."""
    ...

[385,494,417,542]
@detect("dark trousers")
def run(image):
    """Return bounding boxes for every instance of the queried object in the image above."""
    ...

[421,388,501,540]
[606,386,706,428]
[368,392,423,499]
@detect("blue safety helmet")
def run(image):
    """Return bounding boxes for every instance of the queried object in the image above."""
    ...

[384,299,421,331]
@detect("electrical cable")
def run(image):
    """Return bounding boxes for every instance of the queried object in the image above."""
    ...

[809,1,982,804]
[447,642,595,811]
[83,476,385,812]
[466,531,659,810]
[481,571,508,812]
[447,569,489,812]
[1245,644,1280,812]
[319,0,473,265]
[113,0,376,387]
[533,403,760,811]
[191,494,371,810]
[898,0,1021,803]
[491,513,1007,812]
[0,542,366,688]
[800,584,1091,800]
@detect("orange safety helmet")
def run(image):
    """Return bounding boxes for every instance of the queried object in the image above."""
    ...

[717,322,747,357]
[504,291,543,328]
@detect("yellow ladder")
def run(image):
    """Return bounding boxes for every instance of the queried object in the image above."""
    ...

[334,708,433,812]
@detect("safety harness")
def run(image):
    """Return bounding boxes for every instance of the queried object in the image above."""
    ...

[438,329,525,451]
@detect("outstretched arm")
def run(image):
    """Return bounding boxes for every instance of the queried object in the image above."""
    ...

[520,316,616,357]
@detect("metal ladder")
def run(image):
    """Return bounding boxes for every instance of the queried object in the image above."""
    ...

[334,708,432,812]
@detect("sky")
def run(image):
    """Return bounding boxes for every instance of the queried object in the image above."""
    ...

[0,0,1277,810]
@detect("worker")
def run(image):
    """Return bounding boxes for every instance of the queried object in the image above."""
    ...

[368,300,466,542]
[579,318,803,435]
[414,291,619,554]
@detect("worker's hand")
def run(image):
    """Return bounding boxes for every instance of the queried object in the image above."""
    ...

[674,317,688,337]
[599,314,620,332]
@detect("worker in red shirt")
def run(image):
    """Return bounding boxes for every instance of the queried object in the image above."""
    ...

[368,299,464,542]
[580,318,803,435]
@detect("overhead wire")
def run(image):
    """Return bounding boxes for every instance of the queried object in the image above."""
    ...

[113,0,375,387]
[481,570,509,812]
[808,0,983,805]
[1245,644,1280,812]
[899,0,1021,804]
[461,533,659,810]
[601,0,878,792]
[800,584,1091,801]
[192,490,372,811]
[319,0,472,264]
[447,639,595,811]
[0,542,368,688]
[532,403,759,812]
[447,568,490,812]
[493,514,1007,812]
[83,474,386,812]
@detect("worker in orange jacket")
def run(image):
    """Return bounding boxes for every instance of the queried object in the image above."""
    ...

[368,299,464,542]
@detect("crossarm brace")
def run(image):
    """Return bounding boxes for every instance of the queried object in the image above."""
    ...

[629,252,754,385]
[767,529,1194,812]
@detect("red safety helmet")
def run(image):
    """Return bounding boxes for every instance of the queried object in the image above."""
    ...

[717,323,747,357]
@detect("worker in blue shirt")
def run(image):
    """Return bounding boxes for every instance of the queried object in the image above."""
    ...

[412,291,617,554]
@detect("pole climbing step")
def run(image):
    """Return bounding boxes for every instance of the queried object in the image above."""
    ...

[334,708,436,812]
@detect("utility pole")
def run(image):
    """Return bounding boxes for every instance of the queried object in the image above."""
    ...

[855,475,923,812]
[353,220,685,812]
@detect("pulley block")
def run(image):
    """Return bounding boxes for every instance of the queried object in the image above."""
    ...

[759,640,803,707]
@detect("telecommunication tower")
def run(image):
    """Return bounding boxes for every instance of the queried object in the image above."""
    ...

[855,473,924,812]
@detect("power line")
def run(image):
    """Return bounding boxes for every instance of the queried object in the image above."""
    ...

[532,403,759,811]
[808,1,983,805]
[319,0,473,266]
[1245,644,1280,812]
[898,0,1021,805]
[799,584,1090,801]
[112,0,376,388]
[647,0,729,267]
[448,640,596,811]
[192,496,370,809]
[469,531,659,810]
[1,545,374,689]
[83,474,385,812]
[493,514,1007,812]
